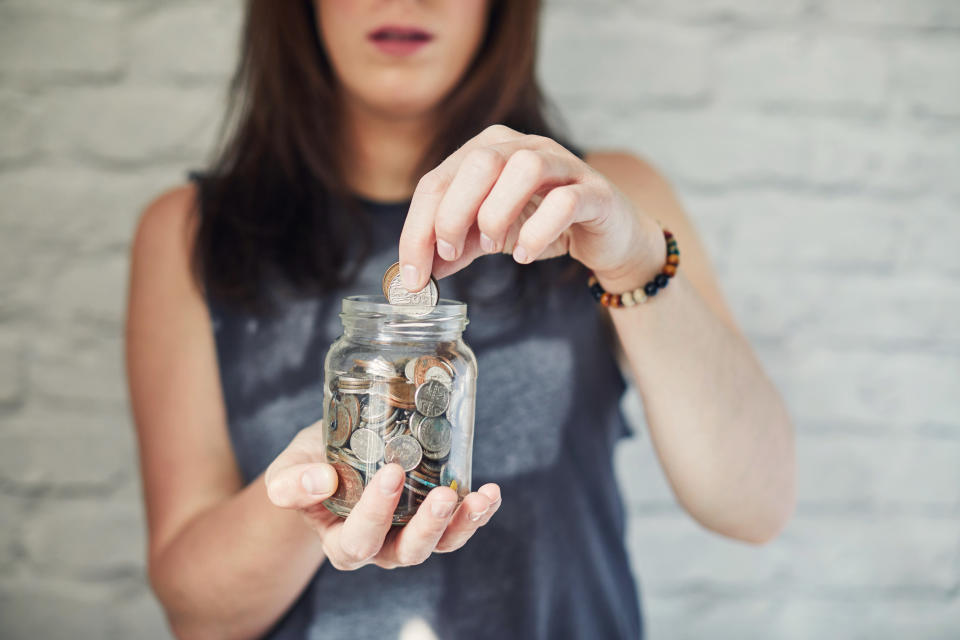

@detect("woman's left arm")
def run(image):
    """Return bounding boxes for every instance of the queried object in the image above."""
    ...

[584,152,795,545]
[398,126,795,544]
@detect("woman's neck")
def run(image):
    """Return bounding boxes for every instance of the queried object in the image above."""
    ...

[339,98,434,203]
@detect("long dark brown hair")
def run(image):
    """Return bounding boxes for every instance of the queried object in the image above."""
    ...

[193,0,569,313]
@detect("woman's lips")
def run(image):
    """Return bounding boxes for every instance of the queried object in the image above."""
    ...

[368,26,434,56]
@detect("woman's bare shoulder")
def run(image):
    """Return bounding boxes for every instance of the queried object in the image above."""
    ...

[133,184,199,263]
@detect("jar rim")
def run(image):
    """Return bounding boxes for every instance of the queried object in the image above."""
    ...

[341,295,467,320]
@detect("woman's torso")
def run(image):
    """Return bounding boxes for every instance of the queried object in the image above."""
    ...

[203,192,643,639]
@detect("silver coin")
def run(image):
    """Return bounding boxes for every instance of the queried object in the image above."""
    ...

[350,428,385,464]
[386,275,439,309]
[416,416,452,455]
[414,380,449,417]
[423,365,453,388]
[404,358,417,382]
[361,393,392,423]
[383,434,423,472]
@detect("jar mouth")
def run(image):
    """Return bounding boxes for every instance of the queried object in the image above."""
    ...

[341,295,467,322]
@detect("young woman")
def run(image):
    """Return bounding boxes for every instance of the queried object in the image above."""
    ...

[126,1,795,638]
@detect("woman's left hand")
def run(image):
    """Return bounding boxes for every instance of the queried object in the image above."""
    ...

[398,124,665,291]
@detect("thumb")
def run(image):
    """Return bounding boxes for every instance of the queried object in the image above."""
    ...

[265,462,339,509]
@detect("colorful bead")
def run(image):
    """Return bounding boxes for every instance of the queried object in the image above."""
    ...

[587,227,678,308]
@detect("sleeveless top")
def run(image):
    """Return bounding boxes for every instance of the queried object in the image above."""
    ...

[198,183,644,639]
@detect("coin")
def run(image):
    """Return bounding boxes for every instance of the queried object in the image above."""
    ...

[383,434,423,472]
[350,428,385,464]
[416,416,452,456]
[328,400,352,448]
[423,365,453,388]
[413,355,453,386]
[415,379,450,417]
[361,393,393,423]
[382,261,439,310]
[329,461,364,507]
[404,358,417,382]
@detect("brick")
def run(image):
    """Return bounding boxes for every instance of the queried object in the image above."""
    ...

[46,251,128,329]
[0,429,133,493]
[0,332,25,408]
[0,168,178,253]
[128,3,242,80]
[771,348,960,429]
[645,0,808,21]
[644,595,960,640]
[717,33,888,113]
[724,272,960,349]
[0,4,122,79]
[108,592,172,640]
[0,579,113,640]
[29,332,128,407]
[540,13,709,103]
[39,86,223,165]
[717,192,908,273]
[894,40,960,119]
[627,513,960,593]
[797,434,960,510]
[600,111,811,188]
[0,495,28,574]
[808,120,960,196]
[22,497,146,577]
[897,203,960,276]
[0,89,42,164]
[819,0,960,28]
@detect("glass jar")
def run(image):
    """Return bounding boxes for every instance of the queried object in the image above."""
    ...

[322,295,477,525]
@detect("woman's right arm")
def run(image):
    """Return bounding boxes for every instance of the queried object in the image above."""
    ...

[126,186,330,639]
[126,186,502,640]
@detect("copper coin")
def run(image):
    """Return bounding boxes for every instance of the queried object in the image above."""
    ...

[327,400,352,448]
[329,461,363,507]
[413,356,453,386]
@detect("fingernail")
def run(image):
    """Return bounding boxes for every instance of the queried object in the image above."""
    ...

[432,500,456,519]
[469,508,487,522]
[437,238,457,261]
[379,465,404,495]
[401,264,419,290]
[480,233,496,253]
[512,245,529,264]
[301,467,332,495]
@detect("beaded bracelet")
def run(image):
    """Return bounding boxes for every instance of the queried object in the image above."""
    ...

[588,228,679,308]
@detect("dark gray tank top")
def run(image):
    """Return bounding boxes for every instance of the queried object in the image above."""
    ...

[201,190,644,639]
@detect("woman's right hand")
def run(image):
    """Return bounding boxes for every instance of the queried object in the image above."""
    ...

[264,421,501,570]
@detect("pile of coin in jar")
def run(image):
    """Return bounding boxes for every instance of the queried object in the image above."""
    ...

[324,262,464,518]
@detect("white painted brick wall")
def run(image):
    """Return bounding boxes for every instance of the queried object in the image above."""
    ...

[1,0,957,638]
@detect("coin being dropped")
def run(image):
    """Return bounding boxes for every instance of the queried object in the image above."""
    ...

[382,261,439,313]
[350,428,385,464]
[329,461,363,507]
[415,379,450,417]
[383,434,423,472]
